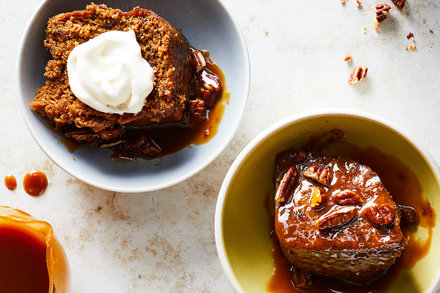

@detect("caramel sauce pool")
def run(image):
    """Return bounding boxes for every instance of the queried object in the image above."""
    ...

[23,171,48,196]
[267,145,436,293]
[0,223,49,293]
[4,175,17,191]
[61,60,229,159]
[129,61,228,157]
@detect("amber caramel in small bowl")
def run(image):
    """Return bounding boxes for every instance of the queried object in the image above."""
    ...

[0,206,69,293]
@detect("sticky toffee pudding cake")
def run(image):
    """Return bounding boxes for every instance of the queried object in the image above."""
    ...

[30,4,223,159]
[273,150,412,287]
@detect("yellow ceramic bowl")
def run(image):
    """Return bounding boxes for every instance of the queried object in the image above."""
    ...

[215,109,440,293]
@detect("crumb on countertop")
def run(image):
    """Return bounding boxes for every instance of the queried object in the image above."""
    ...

[406,32,414,41]
[344,53,352,62]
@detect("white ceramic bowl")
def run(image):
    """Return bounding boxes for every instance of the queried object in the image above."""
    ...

[17,0,249,192]
[215,109,440,293]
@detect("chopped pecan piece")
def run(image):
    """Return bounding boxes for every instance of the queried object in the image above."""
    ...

[292,267,313,289]
[406,32,414,40]
[334,190,364,206]
[315,206,358,231]
[275,167,298,203]
[99,140,123,148]
[192,49,207,72]
[198,70,222,108]
[100,126,124,141]
[126,134,161,158]
[348,66,368,85]
[64,128,98,143]
[398,205,419,226]
[392,0,405,10]
[310,186,326,209]
[362,204,395,228]
[304,166,332,186]
[189,99,206,118]
[375,4,391,23]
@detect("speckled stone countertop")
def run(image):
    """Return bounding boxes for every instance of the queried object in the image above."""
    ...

[1,0,439,292]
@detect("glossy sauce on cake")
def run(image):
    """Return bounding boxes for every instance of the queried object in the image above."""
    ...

[267,144,435,292]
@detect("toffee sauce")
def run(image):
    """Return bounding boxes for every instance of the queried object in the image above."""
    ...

[267,144,436,293]
[23,171,48,197]
[0,223,49,293]
[4,175,17,191]
[61,57,228,160]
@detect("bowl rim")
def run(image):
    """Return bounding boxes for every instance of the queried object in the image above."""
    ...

[214,108,440,293]
[16,0,250,192]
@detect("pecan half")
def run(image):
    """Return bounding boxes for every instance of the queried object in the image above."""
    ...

[362,204,395,228]
[310,186,326,209]
[348,66,368,85]
[304,166,332,186]
[376,4,391,23]
[333,190,364,206]
[292,267,312,289]
[392,0,405,10]
[315,206,357,231]
[275,167,298,203]
[198,70,222,108]
[398,204,419,226]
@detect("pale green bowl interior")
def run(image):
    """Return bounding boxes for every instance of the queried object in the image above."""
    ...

[221,113,440,292]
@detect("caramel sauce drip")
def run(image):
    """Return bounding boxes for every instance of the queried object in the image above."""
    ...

[23,171,48,197]
[4,175,17,191]
[267,145,436,292]
[61,55,228,160]
[0,223,49,293]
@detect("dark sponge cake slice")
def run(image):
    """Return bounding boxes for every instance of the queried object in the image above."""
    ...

[273,150,408,283]
[30,4,193,133]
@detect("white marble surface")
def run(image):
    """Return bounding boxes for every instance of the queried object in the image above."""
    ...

[1,0,439,292]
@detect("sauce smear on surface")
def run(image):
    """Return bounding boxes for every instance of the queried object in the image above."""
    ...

[267,144,436,293]
[4,175,17,191]
[0,223,49,293]
[23,171,48,196]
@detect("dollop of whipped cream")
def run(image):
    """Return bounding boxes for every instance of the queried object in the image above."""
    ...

[67,30,154,114]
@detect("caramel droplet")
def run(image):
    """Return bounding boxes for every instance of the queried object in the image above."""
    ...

[4,175,17,191]
[23,171,48,196]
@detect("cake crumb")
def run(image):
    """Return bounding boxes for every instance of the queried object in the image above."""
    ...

[356,0,362,7]
[406,32,414,41]
[344,53,352,62]
[404,46,408,50]
[340,0,346,4]
[264,31,269,36]
[429,29,434,34]
[363,27,367,34]
[409,45,416,51]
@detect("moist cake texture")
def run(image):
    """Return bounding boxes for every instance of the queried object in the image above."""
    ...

[30,3,193,133]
